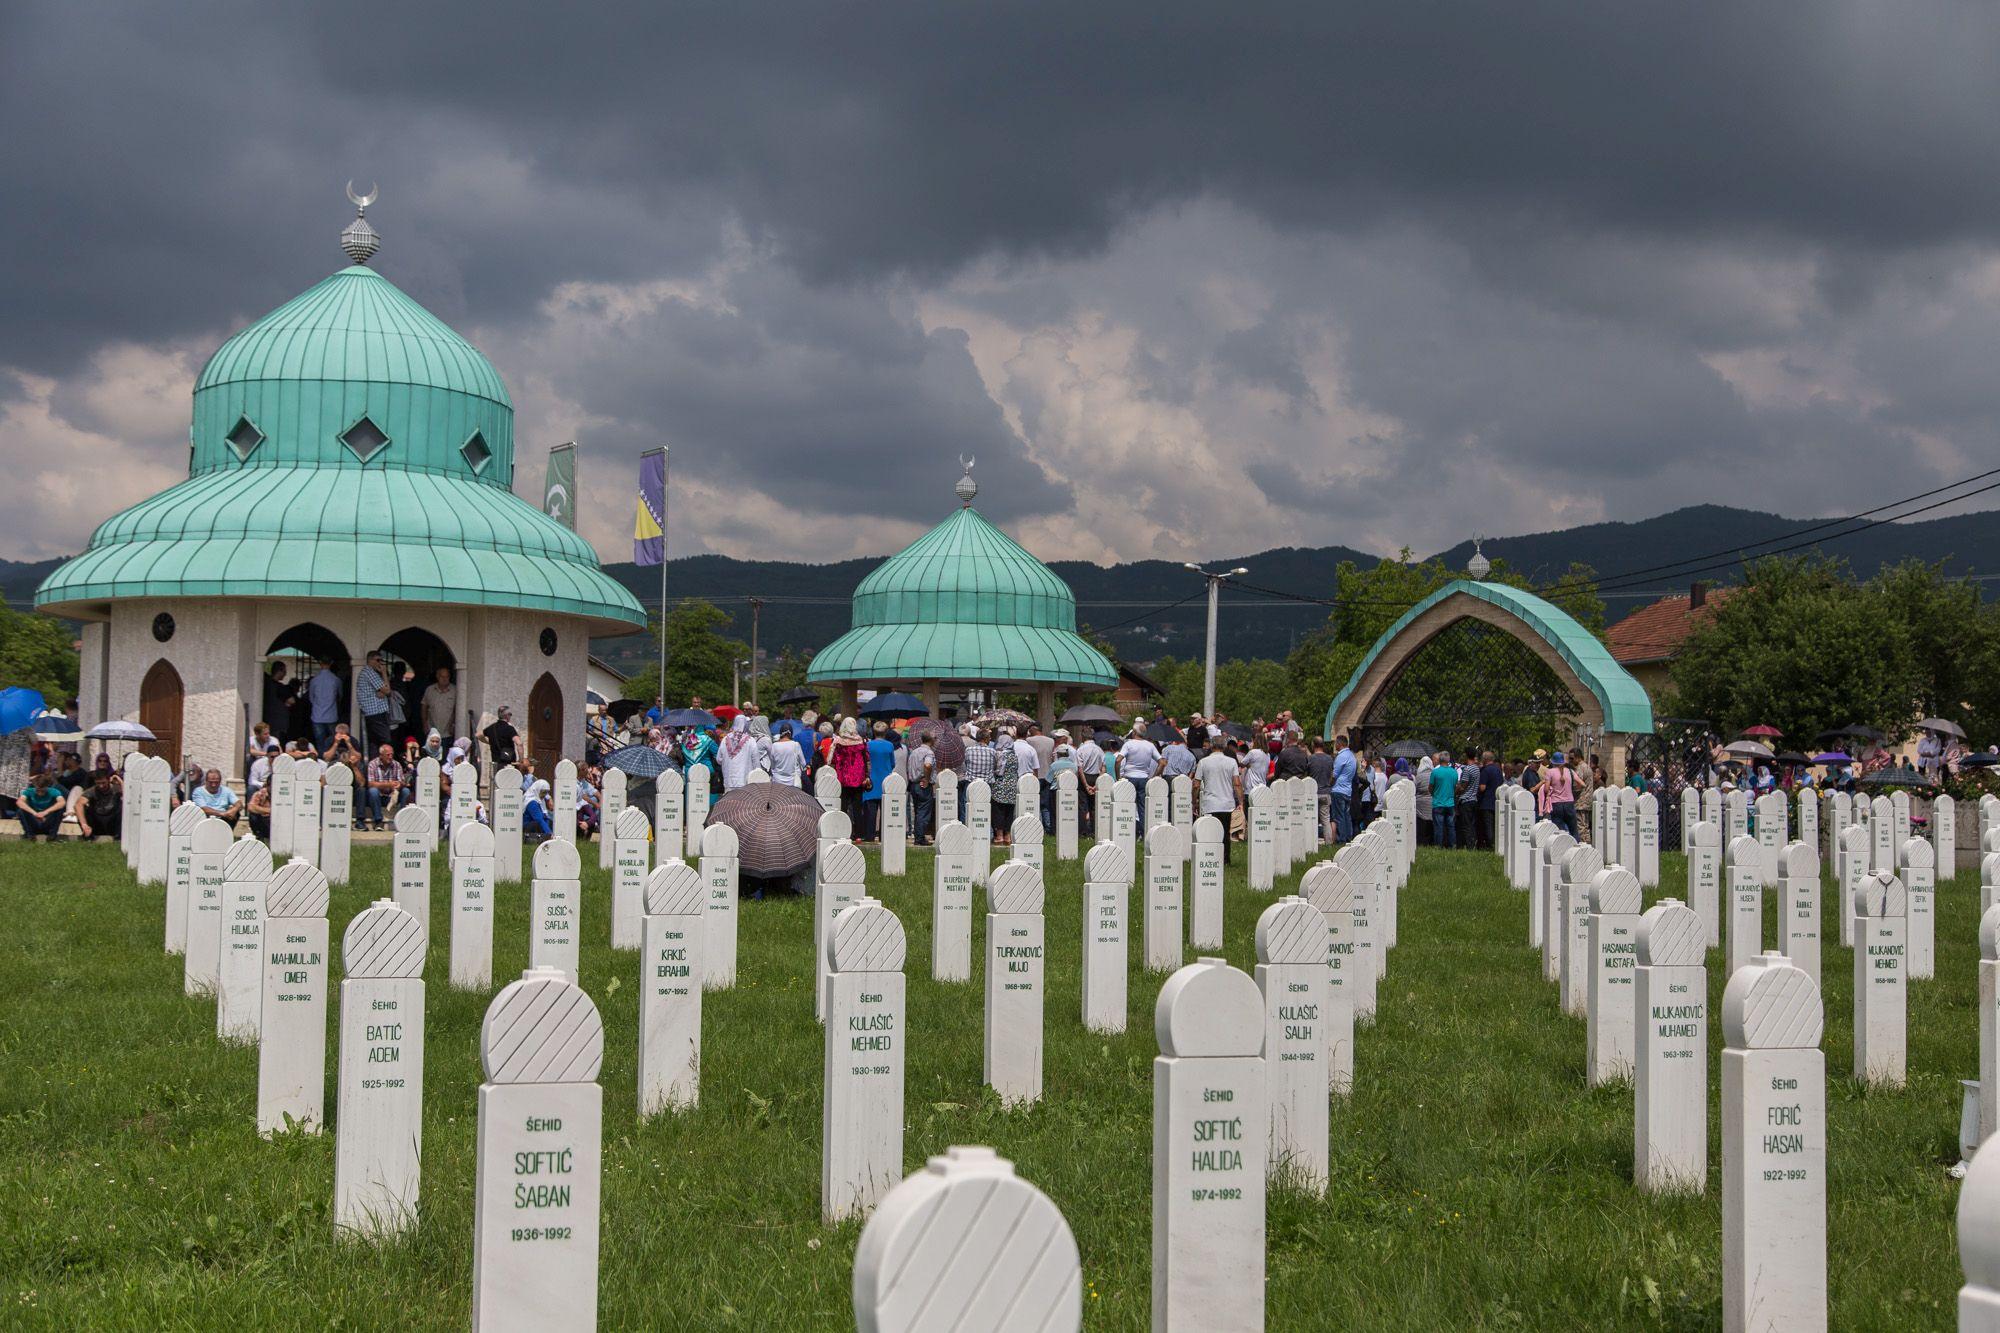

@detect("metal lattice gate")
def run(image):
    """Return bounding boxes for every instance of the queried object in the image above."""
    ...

[1348,618,1586,762]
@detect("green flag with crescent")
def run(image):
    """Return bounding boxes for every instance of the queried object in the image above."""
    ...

[543,441,577,530]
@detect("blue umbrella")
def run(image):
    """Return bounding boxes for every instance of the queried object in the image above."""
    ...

[660,708,718,728]
[603,744,676,780]
[859,691,928,720]
[31,713,81,739]
[0,687,47,735]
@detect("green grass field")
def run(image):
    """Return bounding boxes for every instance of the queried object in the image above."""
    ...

[0,833,1972,1328]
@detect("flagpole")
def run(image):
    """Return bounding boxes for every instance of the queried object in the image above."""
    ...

[650,447,669,700]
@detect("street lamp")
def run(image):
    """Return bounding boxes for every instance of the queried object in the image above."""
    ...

[1184,563,1250,720]
[732,658,751,708]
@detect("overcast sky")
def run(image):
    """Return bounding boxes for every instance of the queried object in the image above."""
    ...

[6,1,2000,567]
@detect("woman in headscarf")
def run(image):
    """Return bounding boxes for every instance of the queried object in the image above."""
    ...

[718,714,760,791]
[829,717,870,831]
[992,727,1018,845]
[681,722,719,786]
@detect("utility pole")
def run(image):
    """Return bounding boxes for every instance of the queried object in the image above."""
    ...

[747,596,764,709]
[732,658,751,709]
[1183,563,1249,720]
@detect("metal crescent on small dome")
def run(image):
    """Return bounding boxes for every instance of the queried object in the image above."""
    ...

[955,454,978,506]
[346,180,379,212]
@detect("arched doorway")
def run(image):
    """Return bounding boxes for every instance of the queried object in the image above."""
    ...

[528,673,564,775]
[378,627,458,744]
[139,659,183,771]
[265,623,351,745]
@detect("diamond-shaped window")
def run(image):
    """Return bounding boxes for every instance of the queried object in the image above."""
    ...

[461,430,493,474]
[224,416,265,461]
[339,415,390,463]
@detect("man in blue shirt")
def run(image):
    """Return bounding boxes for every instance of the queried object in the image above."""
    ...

[1428,749,1458,849]
[1330,735,1357,843]
[1477,750,1503,850]
[307,663,343,751]
[356,650,393,752]
[190,768,242,827]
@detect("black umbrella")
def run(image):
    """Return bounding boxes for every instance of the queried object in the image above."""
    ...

[602,744,676,780]
[1773,751,1814,766]
[777,686,821,707]
[1145,719,1184,746]
[1961,754,2000,768]
[1859,769,1938,791]
[660,708,718,728]
[1059,703,1124,727]
[1382,739,1437,761]
[707,782,823,877]
[607,699,651,724]
[1094,729,1119,748]
[1219,721,1254,742]
[860,691,928,720]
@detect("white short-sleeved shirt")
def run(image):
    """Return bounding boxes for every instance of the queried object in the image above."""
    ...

[1195,752,1238,814]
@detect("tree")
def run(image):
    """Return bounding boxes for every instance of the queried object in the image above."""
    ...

[619,599,749,708]
[0,606,78,702]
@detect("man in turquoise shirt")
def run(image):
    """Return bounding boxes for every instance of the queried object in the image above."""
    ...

[1428,750,1459,849]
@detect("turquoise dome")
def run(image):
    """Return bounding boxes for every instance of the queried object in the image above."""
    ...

[39,251,644,630]
[809,503,1116,687]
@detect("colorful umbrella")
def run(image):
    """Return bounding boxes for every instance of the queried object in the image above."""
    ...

[1739,724,1783,738]
[0,687,47,735]
[1811,752,1851,764]
[706,782,823,878]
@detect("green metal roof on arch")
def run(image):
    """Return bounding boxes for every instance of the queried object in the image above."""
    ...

[1323,579,1654,737]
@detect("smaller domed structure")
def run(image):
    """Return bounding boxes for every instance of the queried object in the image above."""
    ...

[809,465,1115,726]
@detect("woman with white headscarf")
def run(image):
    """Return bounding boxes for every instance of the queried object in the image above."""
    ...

[719,714,760,791]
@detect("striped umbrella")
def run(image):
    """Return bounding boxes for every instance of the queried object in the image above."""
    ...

[907,719,966,770]
[707,782,823,878]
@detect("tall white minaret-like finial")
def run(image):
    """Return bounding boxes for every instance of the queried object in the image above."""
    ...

[341,181,381,265]
[955,454,978,507]
[1467,533,1491,580]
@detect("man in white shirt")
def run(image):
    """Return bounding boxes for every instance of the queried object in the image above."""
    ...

[1073,733,1105,837]
[1194,736,1239,864]
[1118,729,1162,782]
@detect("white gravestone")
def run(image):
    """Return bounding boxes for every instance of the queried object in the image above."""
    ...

[1871,794,1895,874]
[1722,953,1825,1333]
[164,801,203,954]
[1704,784,1721,829]
[258,861,330,1135]
[1681,786,1701,855]
[1901,836,1936,981]
[932,822,975,984]
[270,753,297,859]
[823,898,907,1224]
[321,761,353,885]
[1339,844,1381,1026]
[294,757,324,867]
[1586,866,1643,1087]
[1146,777,1171,854]
[1635,899,1707,1194]
[414,756,440,851]
[639,861,705,1116]
[654,766,685,862]
[686,763,713,841]
[1247,785,1276,891]
[984,861,1046,1108]
[1776,842,1820,984]
[1112,777,1138,871]
[1094,769,1112,848]
[1019,773,1041,852]
[1797,790,1818,873]
[699,822,739,990]
[936,770,959,844]
[218,837,272,1043]
[1755,791,1787,884]
[471,969,604,1333]
[966,778,994,887]
[1987,853,2000,918]
[1638,791,1660,888]
[1621,785,1641,875]
[530,838,582,983]
[1726,834,1765,977]
[1893,789,1913,847]
[1839,825,1869,949]
[816,763,842,814]
[393,804,433,933]
[120,751,141,864]
[1152,957,1266,1333]
[1540,831,1578,985]
[1528,821,1556,947]
[1352,831,1395,982]
[610,805,652,951]
[1300,860,1357,1097]
[597,767,627,872]
[1256,896,1329,1193]
[818,807,852,885]
[450,821,496,992]
[1011,813,1044,872]
[880,771,907,876]
[1984,907,2000,1147]
[1935,792,1956,883]
[1959,1134,2000,1330]
[1191,815,1226,949]
[552,758,578,846]
[1724,788,1748,849]
[1055,769,1079,861]
[1511,789,1536,888]
[1560,844,1605,1017]
[138,756,171,886]
[493,764,523,884]
[817,841,866,1022]
[333,899,427,1237]
[1082,841,1130,1034]
[183,817,231,996]
[1172,773,1195,864]
[852,1145,1082,1333]
[1853,872,1908,1088]
[1144,822,1187,973]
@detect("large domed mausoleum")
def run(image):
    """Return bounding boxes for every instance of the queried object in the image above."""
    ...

[37,196,645,779]
[808,463,1115,727]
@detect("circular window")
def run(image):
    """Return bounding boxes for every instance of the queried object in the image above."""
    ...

[539,628,558,657]
[152,612,175,643]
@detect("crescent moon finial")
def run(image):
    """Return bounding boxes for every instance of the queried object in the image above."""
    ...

[346,180,379,212]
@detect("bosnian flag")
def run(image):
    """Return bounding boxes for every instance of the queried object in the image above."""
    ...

[634,449,666,566]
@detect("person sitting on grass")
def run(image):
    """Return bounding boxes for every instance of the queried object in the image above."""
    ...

[189,769,242,827]
[521,763,553,839]
[74,768,122,841]
[16,769,66,841]
[246,782,273,841]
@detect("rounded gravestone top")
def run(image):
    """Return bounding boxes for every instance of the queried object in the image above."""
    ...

[1588,867,1642,915]
[1301,859,1356,914]
[343,900,427,978]
[1084,840,1131,885]
[1531,820,1557,845]
[224,836,272,880]
[823,840,865,885]
[965,777,992,799]
[1109,777,1134,800]
[1339,839,1384,885]
[613,805,650,841]
[1728,833,1762,862]
[882,771,907,795]
[1146,823,1183,859]
[987,862,1044,915]
[534,837,581,879]
[1193,815,1223,843]
[601,766,627,792]
[394,804,431,836]
[936,822,974,858]
[701,821,740,857]
[273,753,296,773]
[453,821,495,859]
[1781,842,1819,879]
[820,809,854,840]
[1872,795,1894,818]
[323,761,353,788]
[1543,832,1576,863]
[1011,813,1043,842]
[645,861,706,917]
[1156,958,1264,1058]
[851,1145,1081,1333]
[1982,905,2000,962]
[1246,784,1270,808]
[452,760,477,784]
[1256,896,1327,965]
[416,754,440,775]
[1985,852,2000,886]
[1853,873,1907,919]
[1054,768,1076,790]
[827,898,907,973]
[266,860,330,918]
[1721,952,1823,1049]
[1961,1134,2000,1291]
[1843,825,1870,850]
[496,763,521,785]
[482,968,604,1083]
[1900,837,1935,869]
[555,758,578,778]
[191,818,234,853]
[1636,899,1704,968]
[169,802,206,835]
[686,760,711,780]
[1560,844,1603,885]
[1637,790,1657,812]
[1688,820,1719,848]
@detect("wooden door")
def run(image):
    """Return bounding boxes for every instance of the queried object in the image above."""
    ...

[139,659,183,771]
[529,672,564,775]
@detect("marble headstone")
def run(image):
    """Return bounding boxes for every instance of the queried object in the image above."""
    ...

[817,841,866,1022]
[1081,841,1130,1034]
[1191,815,1225,950]
[258,861,331,1135]
[1853,872,1908,1088]
[1634,899,1706,1194]
[1726,834,1765,977]
[597,767,627,871]
[984,862,1046,1108]
[1776,842,1820,984]
[1256,896,1329,1193]
[1900,836,1936,981]
[1144,822,1187,973]
[1300,861,1357,1098]
[552,758,578,845]
[183,817,231,996]
[217,836,273,1043]
[530,838,582,983]
[932,822,975,984]
[333,899,427,1237]
[880,771,907,877]
[610,805,652,951]
[639,862,705,1115]
[320,761,353,885]
[164,801,204,955]
[450,821,496,992]
[493,764,523,884]
[1055,769,1079,861]
[966,778,993,888]
[822,898,907,1224]
[1586,866,1643,1087]
[393,804,433,932]
[700,822,740,991]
